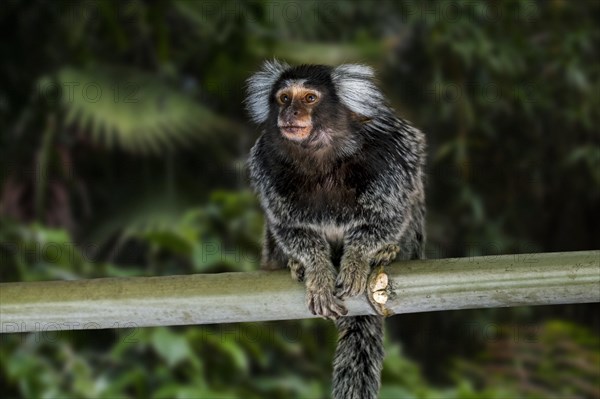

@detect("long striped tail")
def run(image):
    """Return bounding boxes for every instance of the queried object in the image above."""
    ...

[332,315,384,399]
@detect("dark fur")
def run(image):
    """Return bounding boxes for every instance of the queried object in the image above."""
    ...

[246,61,426,399]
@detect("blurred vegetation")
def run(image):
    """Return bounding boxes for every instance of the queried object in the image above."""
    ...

[1,0,598,398]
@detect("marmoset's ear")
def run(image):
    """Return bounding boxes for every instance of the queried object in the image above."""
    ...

[245,59,290,124]
[331,64,385,119]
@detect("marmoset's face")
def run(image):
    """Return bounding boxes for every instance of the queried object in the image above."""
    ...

[275,81,323,142]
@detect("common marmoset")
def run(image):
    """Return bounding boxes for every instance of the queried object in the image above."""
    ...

[246,61,425,399]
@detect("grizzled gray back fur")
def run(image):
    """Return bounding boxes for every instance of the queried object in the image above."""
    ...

[246,60,426,399]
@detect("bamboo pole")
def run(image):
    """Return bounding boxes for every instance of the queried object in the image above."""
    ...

[1,251,598,333]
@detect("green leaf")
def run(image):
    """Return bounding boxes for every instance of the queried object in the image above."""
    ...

[192,238,225,271]
[219,339,249,373]
[151,327,192,367]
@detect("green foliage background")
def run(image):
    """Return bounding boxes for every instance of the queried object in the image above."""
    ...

[1,1,598,398]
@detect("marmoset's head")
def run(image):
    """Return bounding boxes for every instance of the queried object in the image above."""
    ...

[246,61,386,149]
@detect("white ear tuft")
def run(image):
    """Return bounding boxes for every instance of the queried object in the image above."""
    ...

[245,60,289,124]
[331,64,385,118]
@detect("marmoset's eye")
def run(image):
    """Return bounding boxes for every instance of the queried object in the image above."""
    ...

[305,93,317,103]
[279,94,290,104]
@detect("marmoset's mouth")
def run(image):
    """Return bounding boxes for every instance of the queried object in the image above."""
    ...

[279,125,311,141]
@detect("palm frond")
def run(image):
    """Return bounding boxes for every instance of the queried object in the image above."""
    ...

[51,67,229,155]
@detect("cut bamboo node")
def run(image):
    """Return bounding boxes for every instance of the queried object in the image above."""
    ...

[372,290,388,304]
[370,272,388,292]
